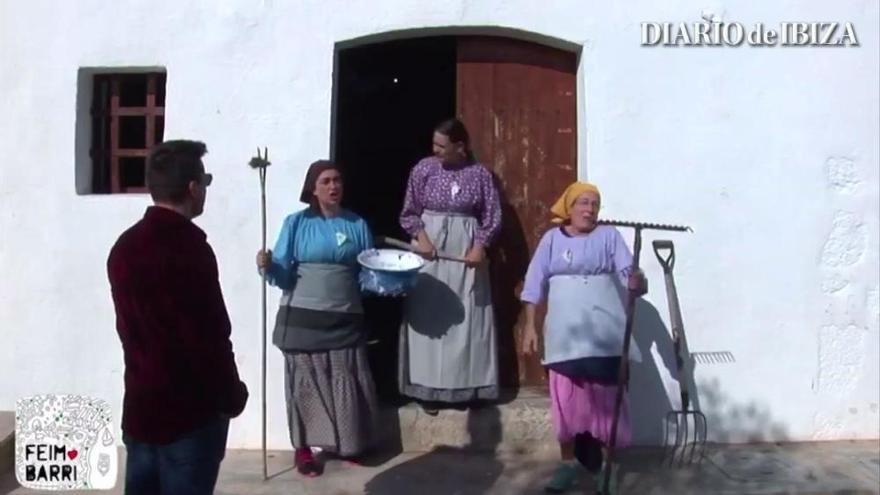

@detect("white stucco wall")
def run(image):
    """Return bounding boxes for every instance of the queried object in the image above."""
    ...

[1,0,877,448]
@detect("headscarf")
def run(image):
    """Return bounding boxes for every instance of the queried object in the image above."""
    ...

[299,160,340,204]
[550,181,601,224]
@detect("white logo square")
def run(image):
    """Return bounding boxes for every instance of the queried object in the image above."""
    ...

[15,394,118,490]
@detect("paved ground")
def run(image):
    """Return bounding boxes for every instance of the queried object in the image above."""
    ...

[2,441,877,494]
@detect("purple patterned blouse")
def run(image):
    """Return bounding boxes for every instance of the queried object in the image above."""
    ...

[399,156,502,247]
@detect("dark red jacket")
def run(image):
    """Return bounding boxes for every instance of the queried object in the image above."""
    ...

[107,206,248,444]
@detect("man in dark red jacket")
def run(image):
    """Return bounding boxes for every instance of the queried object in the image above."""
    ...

[107,140,248,495]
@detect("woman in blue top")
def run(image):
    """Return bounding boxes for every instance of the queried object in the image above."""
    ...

[256,160,378,476]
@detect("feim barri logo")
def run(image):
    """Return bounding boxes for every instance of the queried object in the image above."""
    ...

[15,395,118,490]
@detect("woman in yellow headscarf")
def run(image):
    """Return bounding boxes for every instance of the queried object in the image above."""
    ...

[520,182,646,494]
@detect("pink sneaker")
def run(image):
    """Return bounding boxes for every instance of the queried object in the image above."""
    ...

[295,447,320,477]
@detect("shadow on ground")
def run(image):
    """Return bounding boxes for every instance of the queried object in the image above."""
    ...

[364,406,506,494]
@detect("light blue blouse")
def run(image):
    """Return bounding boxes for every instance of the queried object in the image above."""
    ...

[264,208,373,291]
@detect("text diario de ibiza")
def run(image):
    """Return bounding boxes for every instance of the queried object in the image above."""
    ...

[642,21,859,47]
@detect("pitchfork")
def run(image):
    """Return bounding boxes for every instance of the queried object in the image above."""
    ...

[653,240,707,467]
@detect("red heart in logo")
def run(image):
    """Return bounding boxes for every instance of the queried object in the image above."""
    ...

[68,449,78,460]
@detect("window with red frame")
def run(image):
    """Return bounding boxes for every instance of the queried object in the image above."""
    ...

[91,73,165,193]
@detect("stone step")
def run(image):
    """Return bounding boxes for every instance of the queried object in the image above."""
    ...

[376,392,558,455]
[0,411,14,475]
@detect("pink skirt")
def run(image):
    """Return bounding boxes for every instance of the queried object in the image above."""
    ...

[549,370,631,447]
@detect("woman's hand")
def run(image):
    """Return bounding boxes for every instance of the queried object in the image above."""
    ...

[521,324,540,355]
[464,244,486,268]
[414,232,436,261]
[256,249,272,270]
[628,269,648,296]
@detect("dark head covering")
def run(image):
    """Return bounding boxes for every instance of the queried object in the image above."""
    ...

[299,160,340,204]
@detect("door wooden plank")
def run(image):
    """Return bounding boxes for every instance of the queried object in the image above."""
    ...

[457,36,578,388]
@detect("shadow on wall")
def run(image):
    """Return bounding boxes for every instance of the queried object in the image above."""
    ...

[628,300,789,445]
[487,180,534,392]
[628,299,677,446]
[698,377,790,444]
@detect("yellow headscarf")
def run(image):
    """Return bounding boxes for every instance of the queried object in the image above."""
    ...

[550,182,601,224]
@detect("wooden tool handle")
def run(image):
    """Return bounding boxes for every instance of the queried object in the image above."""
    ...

[378,236,414,251]
[376,236,468,263]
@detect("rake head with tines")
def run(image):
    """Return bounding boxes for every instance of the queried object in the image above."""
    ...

[598,219,693,233]
[692,351,736,364]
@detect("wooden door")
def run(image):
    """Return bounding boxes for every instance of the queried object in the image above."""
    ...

[457,37,578,388]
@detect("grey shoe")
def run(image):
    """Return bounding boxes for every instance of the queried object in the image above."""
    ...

[545,462,579,493]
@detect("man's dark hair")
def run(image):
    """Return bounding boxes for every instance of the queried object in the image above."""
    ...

[146,140,208,203]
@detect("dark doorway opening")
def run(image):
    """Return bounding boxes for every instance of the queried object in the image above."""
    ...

[333,37,457,401]
[334,34,578,401]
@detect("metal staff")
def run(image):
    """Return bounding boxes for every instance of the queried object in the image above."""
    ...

[249,148,271,481]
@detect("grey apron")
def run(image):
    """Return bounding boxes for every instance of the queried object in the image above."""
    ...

[402,210,498,391]
[543,273,642,365]
[280,263,362,314]
[273,263,364,351]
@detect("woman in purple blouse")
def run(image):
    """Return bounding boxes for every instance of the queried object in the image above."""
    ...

[520,182,647,493]
[398,118,502,413]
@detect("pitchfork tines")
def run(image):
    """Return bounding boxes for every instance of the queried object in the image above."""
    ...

[663,394,708,467]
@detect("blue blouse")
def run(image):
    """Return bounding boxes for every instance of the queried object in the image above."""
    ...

[264,208,373,291]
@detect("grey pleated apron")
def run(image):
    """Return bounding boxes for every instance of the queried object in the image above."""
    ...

[280,263,362,313]
[401,210,498,394]
[272,263,363,351]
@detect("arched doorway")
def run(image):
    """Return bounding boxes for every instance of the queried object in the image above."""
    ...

[333,34,578,399]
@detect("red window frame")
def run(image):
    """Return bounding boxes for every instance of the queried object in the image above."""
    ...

[91,72,165,193]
